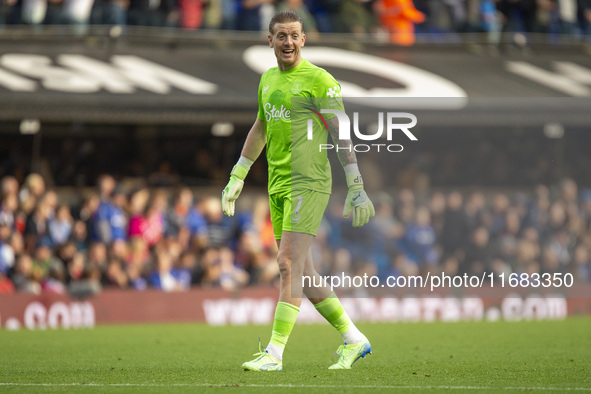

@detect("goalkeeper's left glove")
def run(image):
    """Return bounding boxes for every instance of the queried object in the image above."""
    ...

[342,171,375,227]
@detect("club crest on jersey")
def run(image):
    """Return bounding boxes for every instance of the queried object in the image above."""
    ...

[291,81,303,94]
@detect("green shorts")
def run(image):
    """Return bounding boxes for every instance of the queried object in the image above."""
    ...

[269,189,330,240]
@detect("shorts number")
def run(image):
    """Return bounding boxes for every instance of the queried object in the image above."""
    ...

[294,195,303,216]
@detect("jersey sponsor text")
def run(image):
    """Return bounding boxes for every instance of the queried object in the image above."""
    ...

[264,102,291,122]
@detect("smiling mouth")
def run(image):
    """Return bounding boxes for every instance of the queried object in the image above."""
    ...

[282,49,294,55]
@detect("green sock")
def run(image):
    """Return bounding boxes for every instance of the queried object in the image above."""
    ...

[314,293,352,335]
[269,302,300,348]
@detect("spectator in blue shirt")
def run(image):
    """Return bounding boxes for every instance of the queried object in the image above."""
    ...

[404,206,438,268]
[91,175,127,244]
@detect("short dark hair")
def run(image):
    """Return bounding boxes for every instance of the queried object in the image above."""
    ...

[268,11,304,35]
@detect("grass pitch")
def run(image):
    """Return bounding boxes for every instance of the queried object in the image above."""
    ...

[0,318,590,393]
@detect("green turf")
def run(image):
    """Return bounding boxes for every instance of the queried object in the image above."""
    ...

[0,318,590,393]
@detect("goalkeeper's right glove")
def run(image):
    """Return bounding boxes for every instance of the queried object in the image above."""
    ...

[222,160,250,217]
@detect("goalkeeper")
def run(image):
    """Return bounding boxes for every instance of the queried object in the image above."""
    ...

[222,10,375,371]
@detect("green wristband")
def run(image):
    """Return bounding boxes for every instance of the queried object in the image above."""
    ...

[230,163,248,180]
[345,172,363,189]
[231,163,249,180]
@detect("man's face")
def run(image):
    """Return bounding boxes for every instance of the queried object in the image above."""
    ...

[268,21,306,70]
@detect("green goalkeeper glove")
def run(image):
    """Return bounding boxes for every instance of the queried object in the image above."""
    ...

[222,162,249,217]
[342,172,375,227]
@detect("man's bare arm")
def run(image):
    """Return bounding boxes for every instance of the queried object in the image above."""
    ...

[222,117,266,216]
[326,116,357,167]
[241,117,267,162]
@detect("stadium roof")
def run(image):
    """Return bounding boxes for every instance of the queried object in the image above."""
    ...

[0,29,590,126]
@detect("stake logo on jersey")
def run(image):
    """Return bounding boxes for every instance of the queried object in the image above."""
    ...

[264,101,291,122]
[264,89,291,122]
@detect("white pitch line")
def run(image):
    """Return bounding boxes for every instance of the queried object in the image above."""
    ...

[0,383,590,391]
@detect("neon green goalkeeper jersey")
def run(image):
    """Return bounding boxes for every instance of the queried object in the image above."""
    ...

[257,58,344,195]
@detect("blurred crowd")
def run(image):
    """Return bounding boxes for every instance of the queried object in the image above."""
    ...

[316,178,591,286]
[0,0,590,42]
[0,173,280,295]
[1,171,589,297]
